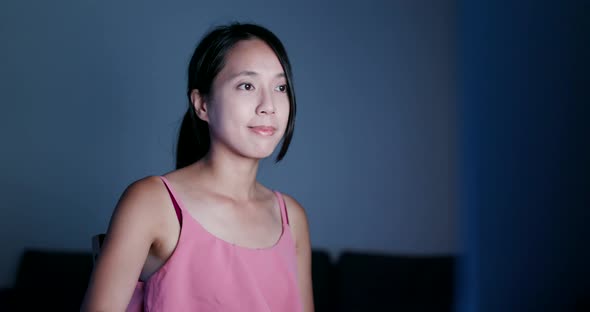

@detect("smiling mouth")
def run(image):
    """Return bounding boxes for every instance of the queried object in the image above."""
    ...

[249,126,276,136]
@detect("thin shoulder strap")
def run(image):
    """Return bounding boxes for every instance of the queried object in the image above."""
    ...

[159,176,183,226]
[274,191,289,225]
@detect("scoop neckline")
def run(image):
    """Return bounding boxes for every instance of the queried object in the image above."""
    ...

[182,206,287,252]
[161,176,287,252]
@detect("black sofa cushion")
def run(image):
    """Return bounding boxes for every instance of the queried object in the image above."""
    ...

[311,250,337,311]
[336,251,455,312]
[8,249,94,311]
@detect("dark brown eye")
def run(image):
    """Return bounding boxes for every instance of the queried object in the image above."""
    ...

[238,83,254,91]
[276,84,287,92]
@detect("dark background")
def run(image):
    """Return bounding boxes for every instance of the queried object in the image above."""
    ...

[456,1,589,311]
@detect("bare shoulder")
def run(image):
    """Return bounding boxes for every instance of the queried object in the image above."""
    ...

[120,175,167,200]
[109,175,172,233]
[281,193,308,222]
[280,193,311,247]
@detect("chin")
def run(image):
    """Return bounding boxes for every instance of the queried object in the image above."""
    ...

[251,151,275,160]
[249,140,281,157]
[245,146,277,160]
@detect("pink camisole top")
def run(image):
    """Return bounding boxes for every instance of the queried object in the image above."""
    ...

[126,176,303,312]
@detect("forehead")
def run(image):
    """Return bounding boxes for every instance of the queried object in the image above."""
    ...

[219,39,284,78]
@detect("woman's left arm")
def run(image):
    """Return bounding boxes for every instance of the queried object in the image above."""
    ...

[283,194,315,312]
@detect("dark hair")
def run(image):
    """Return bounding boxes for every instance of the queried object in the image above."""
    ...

[176,23,297,169]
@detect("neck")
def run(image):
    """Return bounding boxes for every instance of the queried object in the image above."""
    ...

[196,145,261,201]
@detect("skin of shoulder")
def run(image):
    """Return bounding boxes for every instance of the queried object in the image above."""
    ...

[280,193,310,246]
[280,193,315,312]
[81,175,177,311]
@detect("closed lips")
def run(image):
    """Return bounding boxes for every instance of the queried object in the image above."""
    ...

[249,126,276,135]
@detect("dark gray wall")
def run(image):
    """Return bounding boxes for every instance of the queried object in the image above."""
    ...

[0,0,456,288]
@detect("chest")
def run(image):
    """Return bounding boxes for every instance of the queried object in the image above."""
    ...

[148,194,284,272]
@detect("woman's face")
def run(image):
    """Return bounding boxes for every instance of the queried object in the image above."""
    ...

[198,39,290,160]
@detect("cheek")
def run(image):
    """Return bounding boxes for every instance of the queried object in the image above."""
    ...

[278,98,291,127]
[209,94,249,125]
[273,92,289,110]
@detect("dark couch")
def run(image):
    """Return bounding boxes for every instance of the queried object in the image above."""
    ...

[313,251,455,311]
[0,249,455,311]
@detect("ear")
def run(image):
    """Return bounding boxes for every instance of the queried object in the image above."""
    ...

[191,89,209,122]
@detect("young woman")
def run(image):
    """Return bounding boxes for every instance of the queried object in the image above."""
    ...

[82,23,314,312]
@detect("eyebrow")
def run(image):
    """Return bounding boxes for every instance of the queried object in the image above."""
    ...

[229,70,285,80]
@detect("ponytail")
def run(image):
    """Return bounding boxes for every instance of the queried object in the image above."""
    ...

[175,108,210,169]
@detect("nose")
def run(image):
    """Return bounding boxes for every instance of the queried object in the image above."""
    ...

[256,87,275,115]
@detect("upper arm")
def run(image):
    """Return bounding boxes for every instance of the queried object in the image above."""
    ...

[81,176,168,311]
[283,194,314,312]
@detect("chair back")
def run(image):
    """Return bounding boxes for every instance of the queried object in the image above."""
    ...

[91,233,106,266]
